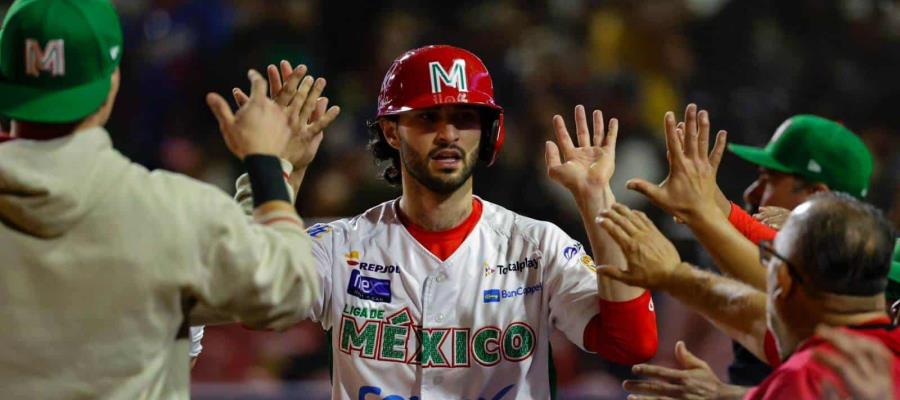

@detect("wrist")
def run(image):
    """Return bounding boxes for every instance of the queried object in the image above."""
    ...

[574,185,615,213]
[244,155,292,207]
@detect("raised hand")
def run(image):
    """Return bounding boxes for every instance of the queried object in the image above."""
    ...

[595,203,682,290]
[233,60,340,172]
[545,105,618,196]
[627,104,728,225]
[206,70,291,159]
[623,341,747,400]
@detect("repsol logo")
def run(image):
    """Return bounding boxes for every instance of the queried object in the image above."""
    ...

[359,262,401,274]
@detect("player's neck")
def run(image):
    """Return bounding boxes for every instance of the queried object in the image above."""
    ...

[399,176,473,232]
[11,118,102,140]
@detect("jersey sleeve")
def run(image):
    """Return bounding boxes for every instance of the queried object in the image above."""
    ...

[189,326,204,358]
[728,202,778,245]
[541,226,601,351]
[161,172,319,331]
[305,223,334,329]
[234,167,333,330]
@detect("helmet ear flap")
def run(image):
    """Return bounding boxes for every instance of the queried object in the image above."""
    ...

[479,112,505,166]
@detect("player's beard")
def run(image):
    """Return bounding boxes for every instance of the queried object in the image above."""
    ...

[399,141,478,195]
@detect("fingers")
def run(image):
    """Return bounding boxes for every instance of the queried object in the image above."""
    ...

[709,130,728,170]
[626,178,663,205]
[606,117,619,150]
[310,97,328,123]
[683,104,698,159]
[592,110,604,147]
[298,78,327,127]
[552,115,576,156]
[206,92,235,128]
[276,64,308,106]
[286,76,315,123]
[623,378,683,397]
[206,92,236,152]
[574,105,590,147]
[267,64,281,99]
[602,204,641,236]
[280,60,294,81]
[309,104,341,134]
[631,364,688,382]
[247,69,268,101]
[596,215,632,247]
[663,112,684,165]
[674,341,709,369]
[232,88,250,108]
[626,395,677,400]
[545,141,562,171]
[697,110,710,162]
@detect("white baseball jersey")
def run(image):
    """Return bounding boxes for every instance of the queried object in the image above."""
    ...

[306,196,600,400]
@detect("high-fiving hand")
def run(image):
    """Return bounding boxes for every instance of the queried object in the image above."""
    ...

[627,104,728,225]
[206,70,291,160]
[545,105,618,196]
[623,341,748,400]
[233,60,341,173]
[595,203,683,290]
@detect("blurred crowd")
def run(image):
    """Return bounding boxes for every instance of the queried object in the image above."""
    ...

[4,0,897,398]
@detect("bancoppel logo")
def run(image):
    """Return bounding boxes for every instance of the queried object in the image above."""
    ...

[562,243,582,260]
[483,283,543,303]
[483,289,501,303]
[347,270,391,303]
[25,39,65,77]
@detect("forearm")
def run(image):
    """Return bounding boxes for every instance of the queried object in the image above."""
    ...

[576,187,644,301]
[685,211,767,290]
[665,262,768,359]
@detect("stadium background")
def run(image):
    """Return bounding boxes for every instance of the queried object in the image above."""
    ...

[1,0,898,398]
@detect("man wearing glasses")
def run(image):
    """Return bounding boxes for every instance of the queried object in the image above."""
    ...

[595,192,897,399]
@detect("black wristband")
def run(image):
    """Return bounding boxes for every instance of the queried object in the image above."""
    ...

[243,154,290,207]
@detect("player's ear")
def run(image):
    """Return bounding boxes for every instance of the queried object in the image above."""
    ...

[380,119,401,150]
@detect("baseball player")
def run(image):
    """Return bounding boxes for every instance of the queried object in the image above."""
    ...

[0,0,333,397]
[218,45,658,399]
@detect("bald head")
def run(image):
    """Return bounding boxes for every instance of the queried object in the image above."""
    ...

[778,192,894,296]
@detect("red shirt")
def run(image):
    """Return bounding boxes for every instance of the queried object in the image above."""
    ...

[400,197,658,365]
[747,318,900,399]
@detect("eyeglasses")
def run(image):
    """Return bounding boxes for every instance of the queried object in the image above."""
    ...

[891,299,900,326]
[759,240,804,284]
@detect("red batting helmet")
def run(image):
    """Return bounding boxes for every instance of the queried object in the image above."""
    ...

[375,45,506,166]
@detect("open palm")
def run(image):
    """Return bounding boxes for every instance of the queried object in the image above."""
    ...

[233,61,341,172]
[545,105,618,194]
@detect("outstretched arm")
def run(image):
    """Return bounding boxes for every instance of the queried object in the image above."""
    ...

[546,106,657,364]
[627,105,767,290]
[596,204,769,361]
[546,105,644,301]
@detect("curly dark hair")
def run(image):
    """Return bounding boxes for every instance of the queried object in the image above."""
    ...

[367,117,402,185]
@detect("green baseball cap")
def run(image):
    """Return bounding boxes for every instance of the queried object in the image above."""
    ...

[886,239,900,303]
[0,0,123,123]
[728,115,873,198]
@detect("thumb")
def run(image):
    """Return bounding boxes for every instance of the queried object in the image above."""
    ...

[207,93,235,128]
[674,340,708,369]
[626,178,662,202]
